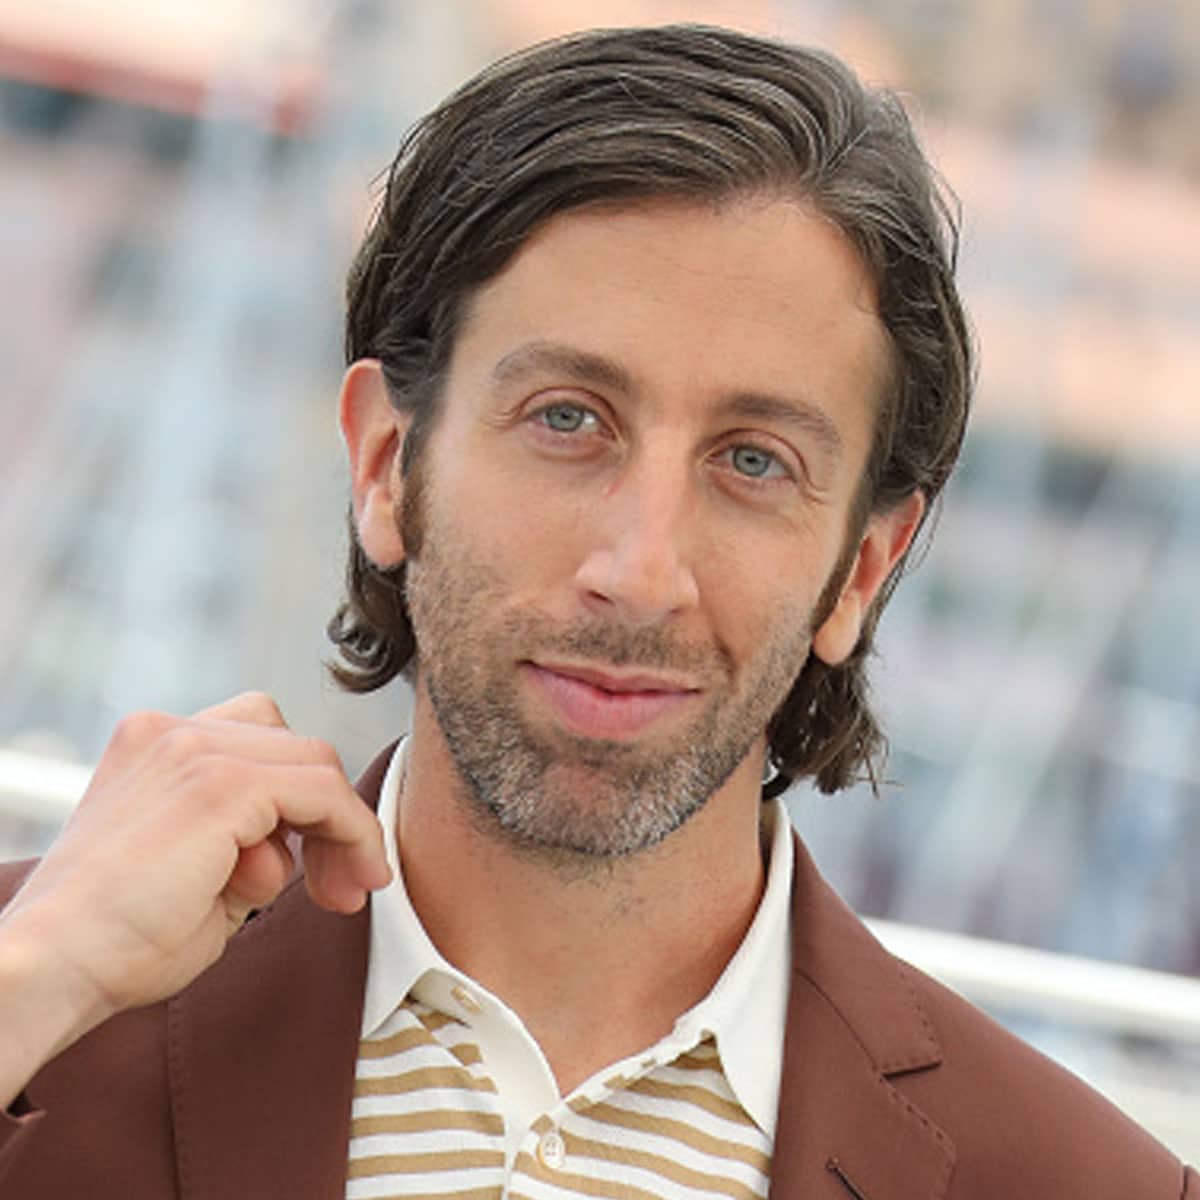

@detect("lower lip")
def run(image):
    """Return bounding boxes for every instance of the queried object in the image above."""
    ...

[522,664,698,740]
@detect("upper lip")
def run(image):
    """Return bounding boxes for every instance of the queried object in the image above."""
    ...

[529,660,701,694]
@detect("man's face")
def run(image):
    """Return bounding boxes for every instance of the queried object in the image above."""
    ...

[378,197,902,860]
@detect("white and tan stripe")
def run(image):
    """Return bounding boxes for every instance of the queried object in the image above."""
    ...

[347,1003,506,1199]
[529,1042,770,1200]
[348,1002,769,1200]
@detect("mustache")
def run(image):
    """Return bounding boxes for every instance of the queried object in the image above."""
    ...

[502,612,734,679]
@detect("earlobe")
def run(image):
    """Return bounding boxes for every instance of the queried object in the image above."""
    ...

[338,359,412,568]
[812,491,925,666]
[812,590,864,668]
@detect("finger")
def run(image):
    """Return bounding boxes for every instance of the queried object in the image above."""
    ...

[88,705,294,797]
[145,721,346,772]
[301,832,391,914]
[213,763,391,891]
[193,691,288,728]
[225,830,296,911]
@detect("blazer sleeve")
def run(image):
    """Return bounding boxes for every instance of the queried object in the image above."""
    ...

[0,1095,44,1190]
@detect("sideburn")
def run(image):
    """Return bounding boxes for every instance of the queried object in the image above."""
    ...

[396,428,427,560]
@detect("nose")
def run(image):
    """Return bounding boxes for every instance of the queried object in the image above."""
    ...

[572,451,701,625]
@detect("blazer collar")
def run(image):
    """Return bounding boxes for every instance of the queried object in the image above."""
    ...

[769,834,955,1200]
[167,742,396,1200]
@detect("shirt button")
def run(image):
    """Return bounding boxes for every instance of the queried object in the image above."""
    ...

[537,1128,566,1171]
[450,984,481,1015]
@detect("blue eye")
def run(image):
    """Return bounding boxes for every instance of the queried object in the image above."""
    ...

[730,445,779,478]
[540,404,591,433]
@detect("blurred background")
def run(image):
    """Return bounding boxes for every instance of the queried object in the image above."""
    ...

[1,0,1197,1159]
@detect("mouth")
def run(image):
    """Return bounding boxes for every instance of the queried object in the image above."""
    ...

[521,659,702,741]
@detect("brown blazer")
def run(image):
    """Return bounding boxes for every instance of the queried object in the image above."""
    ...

[1,746,1195,1199]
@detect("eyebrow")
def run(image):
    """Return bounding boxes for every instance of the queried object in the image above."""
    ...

[714,391,844,460]
[490,338,844,460]
[490,341,634,395]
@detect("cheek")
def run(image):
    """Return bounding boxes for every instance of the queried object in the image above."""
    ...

[701,524,845,687]
[700,513,831,610]
[439,457,596,586]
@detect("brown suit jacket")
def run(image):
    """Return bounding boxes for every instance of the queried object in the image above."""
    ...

[1,745,1195,1199]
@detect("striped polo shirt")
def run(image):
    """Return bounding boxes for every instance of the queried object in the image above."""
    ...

[347,745,793,1198]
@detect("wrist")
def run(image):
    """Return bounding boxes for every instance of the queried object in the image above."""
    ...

[0,906,112,1106]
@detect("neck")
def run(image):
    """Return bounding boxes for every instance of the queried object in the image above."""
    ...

[395,691,768,1094]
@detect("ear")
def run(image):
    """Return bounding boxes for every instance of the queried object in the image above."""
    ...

[812,491,925,667]
[338,359,412,568]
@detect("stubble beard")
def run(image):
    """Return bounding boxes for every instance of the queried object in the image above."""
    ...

[400,477,819,866]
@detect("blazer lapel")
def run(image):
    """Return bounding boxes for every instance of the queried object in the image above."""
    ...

[167,744,395,1200]
[769,835,955,1200]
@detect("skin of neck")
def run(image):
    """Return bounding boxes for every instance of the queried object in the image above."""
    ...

[395,681,770,1095]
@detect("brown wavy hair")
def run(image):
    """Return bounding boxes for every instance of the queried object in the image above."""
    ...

[327,24,974,796]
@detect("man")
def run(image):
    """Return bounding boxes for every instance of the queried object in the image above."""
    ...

[0,24,1194,1200]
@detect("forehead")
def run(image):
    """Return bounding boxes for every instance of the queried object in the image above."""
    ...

[446,196,889,453]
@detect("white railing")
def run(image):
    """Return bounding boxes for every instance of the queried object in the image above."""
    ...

[0,748,91,824]
[4,751,1200,1018]
[4,749,1200,1036]
[867,918,1200,1046]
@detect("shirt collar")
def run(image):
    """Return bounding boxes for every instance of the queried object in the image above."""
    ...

[360,741,453,1036]
[360,741,793,1137]
[670,795,793,1138]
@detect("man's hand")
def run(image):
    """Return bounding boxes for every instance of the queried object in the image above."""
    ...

[0,693,391,1109]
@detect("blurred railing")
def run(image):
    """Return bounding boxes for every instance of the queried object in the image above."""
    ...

[0,748,89,824]
[868,918,1200,1045]
[5,750,1200,1043]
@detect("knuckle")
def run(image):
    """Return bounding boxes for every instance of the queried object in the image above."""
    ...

[301,737,343,770]
[111,709,174,753]
[158,724,209,764]
[315,762,353,797]
[239,691,286,725]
